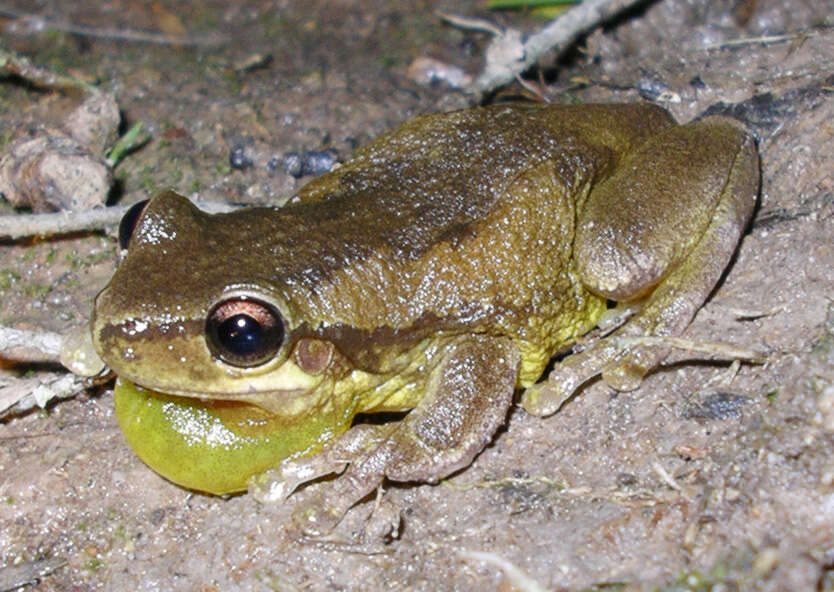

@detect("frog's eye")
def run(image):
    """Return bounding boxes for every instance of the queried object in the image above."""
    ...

[206,298,285,367]
[118,200,150,250]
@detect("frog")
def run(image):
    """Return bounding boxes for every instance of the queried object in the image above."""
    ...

[91,102,759,534]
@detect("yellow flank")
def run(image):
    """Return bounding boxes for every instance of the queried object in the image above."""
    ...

[515,292,607,386]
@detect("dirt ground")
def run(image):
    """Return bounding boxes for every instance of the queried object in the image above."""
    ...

[1,0,833,590]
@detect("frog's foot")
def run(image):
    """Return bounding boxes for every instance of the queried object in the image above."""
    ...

[524,116,759,417]
[258,335,520,536]
[250,431,356,506]
[250,421,380,517]
[521,326,668,416]
[522,339,618,416]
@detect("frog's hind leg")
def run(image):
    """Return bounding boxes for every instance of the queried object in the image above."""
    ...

[276,335,520,535]
[523,116,759,417]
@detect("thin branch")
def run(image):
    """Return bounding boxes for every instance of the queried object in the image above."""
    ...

[0,200,240,240]
[609,335,767,363]
[0,372,88,417]
[651,461,682,492]
[703,30,823,50]
[0,204,130,239]
[437,11,505,36]
[469,0,646,96]
[0,325,63,361]
[0,325,109,416]
[0,47,93,94]
[0,5,228,47]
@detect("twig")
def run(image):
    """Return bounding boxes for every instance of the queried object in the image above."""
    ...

[609,335,767,363]
[0,205,131,239]
[703,31,818,50]
[0,325,109,416]
[0,47,93,94]
[0,200,240,240]
[0,5,228,47]
[722,305,783,321]
[0,325,62,362]
[468,0,645,96]
[651,461,682,492]
[437,11,505,36]
[0,372,88,417]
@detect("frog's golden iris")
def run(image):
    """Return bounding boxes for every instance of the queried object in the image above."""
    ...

[92,103,758,531]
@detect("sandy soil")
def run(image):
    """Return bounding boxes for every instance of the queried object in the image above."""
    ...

[1,0,833,590]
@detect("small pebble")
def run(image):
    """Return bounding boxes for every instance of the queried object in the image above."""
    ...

[229,145,253,170]
[301,149,339,176]
[283,151,303,177]
[283,149,339,178]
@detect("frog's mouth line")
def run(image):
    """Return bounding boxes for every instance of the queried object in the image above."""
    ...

[99,340,327,415]
[121,379,316,416]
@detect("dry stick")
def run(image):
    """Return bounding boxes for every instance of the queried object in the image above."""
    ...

[0,5,228,46]
[0,325,108,415]
[0,47,93,94]
[0,325,63,361]
[470,0,645,96]
[0,200,240,239]
[0,373,87,416]
[609,335,767,363]
[0,205,131,239]
[703,30,821,50]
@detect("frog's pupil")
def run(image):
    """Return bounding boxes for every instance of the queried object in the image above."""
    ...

[218,315,262,356]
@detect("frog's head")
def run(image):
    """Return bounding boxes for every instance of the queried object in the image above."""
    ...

[92,191,341,416]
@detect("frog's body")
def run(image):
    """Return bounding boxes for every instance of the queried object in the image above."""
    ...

[92,103,758,533]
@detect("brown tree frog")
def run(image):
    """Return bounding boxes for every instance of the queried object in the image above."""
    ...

[91,103,758,533]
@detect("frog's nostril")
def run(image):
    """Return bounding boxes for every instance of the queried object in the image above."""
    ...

[206,298,285,367]
[118,199,150,250]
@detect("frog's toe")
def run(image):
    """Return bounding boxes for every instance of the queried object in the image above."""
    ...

[291,495,347,536]
[362,497,401,542]
[600,361,646,392]
[521,377,577,417]
[523,336,663,415]
[289,489,401,540]
[290,459,387,535]
[522,341,617,416]
[601,354,653,392]
[250,456,348,505]
[600,339,669,391]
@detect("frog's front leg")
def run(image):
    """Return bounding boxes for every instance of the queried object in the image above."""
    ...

[523,116,759,416]
[256,334,520,535]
